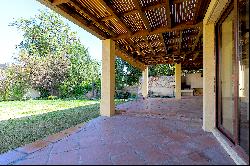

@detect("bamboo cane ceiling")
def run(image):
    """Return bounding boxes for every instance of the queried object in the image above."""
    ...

[39,0,211,70]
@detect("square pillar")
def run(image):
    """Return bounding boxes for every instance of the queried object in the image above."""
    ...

[203,23,216,132]
[175,63,181,99]
[142,66,148,98]
[100,39,115,117]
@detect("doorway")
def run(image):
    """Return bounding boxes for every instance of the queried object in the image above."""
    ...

[216,0,249,155]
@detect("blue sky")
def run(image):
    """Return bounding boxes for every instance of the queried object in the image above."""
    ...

[0,0,102,64]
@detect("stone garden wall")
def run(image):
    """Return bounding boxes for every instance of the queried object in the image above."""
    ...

[125,76,175,97]
[124,73,203,97]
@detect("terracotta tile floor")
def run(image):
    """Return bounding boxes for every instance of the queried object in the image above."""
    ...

[0,97,235,165]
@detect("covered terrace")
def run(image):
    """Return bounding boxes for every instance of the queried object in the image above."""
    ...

[0,0,248,165]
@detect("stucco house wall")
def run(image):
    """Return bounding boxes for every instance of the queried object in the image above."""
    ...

[182,73,203,89]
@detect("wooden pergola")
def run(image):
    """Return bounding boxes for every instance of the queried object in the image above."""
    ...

[38,0,210,70]
[34,1,250,160]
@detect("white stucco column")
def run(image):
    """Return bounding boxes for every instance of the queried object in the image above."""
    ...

[142,66,148,98]
[100,39,115,117]
[175,63,181,99]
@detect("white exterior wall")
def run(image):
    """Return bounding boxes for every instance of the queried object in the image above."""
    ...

[184,73,203,89]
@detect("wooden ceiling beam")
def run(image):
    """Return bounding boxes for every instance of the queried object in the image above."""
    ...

[173,0,190,4]
[122,3,165,17]
[52,0,70,5]
[113,22,202,40]
[132,0,151,31]
[124,38,161,46]
[140,45,203,61]
[127,39,145,56]
[57,3,107,39]
[178,31,182,54]
[69,12,109,38]
[192,0,203,24]
[144,3,164,11]
[165,0,172,28]
[115,46,147,71]
[183,54,186,61]
[97,0,132,35]
[143,37,156,55]
[69,1,115,37]
[192,52,200,61]
[162,50,203,59]
[101,15,115,21]
[192,24,203,51]
[159,33,167,54]
[172,54,176,63]
[123,9,138,17]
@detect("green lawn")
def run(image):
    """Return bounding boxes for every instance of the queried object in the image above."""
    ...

[0,99,127,154]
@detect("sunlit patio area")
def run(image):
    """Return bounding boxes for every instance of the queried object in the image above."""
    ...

[0,0,248,164]
[0,97,235,165]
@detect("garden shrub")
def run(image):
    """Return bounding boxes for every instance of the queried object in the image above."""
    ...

[37,87,50,98]
[115,91,130,99]
[0,65,30,101]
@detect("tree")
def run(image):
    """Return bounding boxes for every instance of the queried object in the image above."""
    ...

[149,64,175,77]
[10,10,78,57]
[9,10,101,98]
[60,45,101,98]
[18,52,69,96]
[115,57,141,90]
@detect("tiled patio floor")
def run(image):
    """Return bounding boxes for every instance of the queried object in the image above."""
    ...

[0,97,235,165]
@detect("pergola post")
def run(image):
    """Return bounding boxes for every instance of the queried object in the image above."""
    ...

[100,39,115,117]
[142,66,148,98]
[203,23,216,131]
[175,63,181,99]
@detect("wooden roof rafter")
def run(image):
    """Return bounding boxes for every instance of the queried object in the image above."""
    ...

[158,33,167,54]
[68,0,115,37]
[178,30,183,54]
[192,52,200,61]
[113,21,202,40]
[165,0,172,28]
[97,0,132,35]
[191,24,203,51]
[127,38,145,56]
[52,0,70,5]
[174,0,191,4]
[58,3,109,39]
[115,45,146,71]
[182,53,186,61]
[143,36,156,56]
[122,2,166,17]
[132,0,151,31]
[192,0,203,24]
